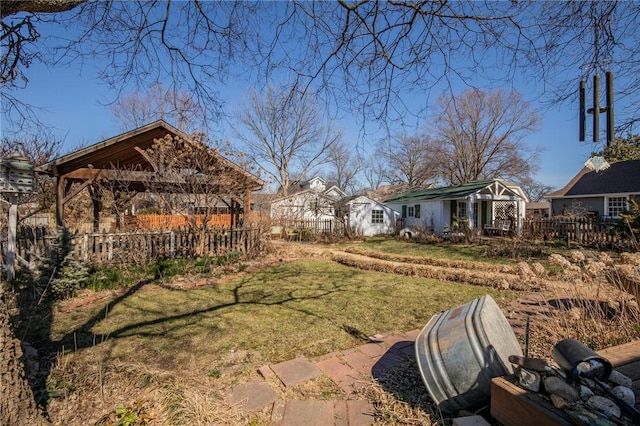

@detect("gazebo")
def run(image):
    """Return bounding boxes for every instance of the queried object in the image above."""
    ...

[38,120,264,231]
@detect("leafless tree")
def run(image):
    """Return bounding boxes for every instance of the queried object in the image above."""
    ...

[325,140,364,195]
[361,152,387,191]
[235,84,341,196]
[4,2,640,136]
[517,177,554,203]
[431,88,541,185]
[110,84,204,133]
[377,134,439,188]
[143,134,251,233]
[532,2,640,136]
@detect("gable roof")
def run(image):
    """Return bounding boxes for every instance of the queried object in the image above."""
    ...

[347,195,399,212]
[271,187,341,204]
[276,176,346,199]
[546,159,640,198]
[38,120,264,191]
[384,180,524,204]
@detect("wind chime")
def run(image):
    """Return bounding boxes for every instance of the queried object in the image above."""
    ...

[579,72,614,172]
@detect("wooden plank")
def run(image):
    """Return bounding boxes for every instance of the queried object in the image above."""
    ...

[490,377,570,426]
[612,362,640,382]
[599,340,640,366]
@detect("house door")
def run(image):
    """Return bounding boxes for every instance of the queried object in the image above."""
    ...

[481,201,489,226]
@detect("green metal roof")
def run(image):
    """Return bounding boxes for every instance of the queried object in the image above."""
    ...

[384,180,501,203]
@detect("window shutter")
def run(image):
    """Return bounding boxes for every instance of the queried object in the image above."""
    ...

[402,205,407,218]
[415,204,421,218]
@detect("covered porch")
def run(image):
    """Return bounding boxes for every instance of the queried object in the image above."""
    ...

[444,180,528,236]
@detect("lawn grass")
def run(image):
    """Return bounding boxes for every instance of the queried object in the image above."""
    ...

[85,253,245,292]
[353,236,508,263]
[52,259,516,371]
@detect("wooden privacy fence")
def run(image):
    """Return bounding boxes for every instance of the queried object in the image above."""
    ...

[2,226,260,266]
[125,213,260,230]
[522,217,628,246]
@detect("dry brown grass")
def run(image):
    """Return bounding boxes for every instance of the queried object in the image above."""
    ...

[332,250,543,291]
[359,358,442,425]
[511,251,640,360]
[342,246,513,273]
[47,351,270,426]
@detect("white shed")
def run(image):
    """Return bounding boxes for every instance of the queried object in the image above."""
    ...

[346,195,400,237]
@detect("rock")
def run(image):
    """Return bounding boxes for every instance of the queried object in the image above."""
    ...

[608,370,632,388]
[566,408,618,426]
[368,334,384,342]
[579,385,595,401]
[587,395,621,419]
[550,393,570,410]
[22,343,38,358]
[518,368,541,392]
[610,386,635,407]
[544,376,579,402]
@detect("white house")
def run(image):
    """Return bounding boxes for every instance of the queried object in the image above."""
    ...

[270,176,347,221]
[345,195,400,237]
[384,180,529,236]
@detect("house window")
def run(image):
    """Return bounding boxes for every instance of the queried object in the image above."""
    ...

[457,201,467,218]
[408,206,415,217]
[456,201,478,225]
[371,209,384,224]
[414,204,421,219]
[607,196,627,217]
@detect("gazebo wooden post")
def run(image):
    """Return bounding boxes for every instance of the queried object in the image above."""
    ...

[56,176,66,227]
[88,185,102,232]
[244,189,252,226]
[232,199,240,228]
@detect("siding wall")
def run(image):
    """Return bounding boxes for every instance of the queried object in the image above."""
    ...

[387,201,445,235]
[550,197,605,217]
[347,197,398,236]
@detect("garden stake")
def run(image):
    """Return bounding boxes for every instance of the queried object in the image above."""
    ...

[524,316,530,357]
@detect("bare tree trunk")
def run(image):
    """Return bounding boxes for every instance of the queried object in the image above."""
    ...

[0,293,50,426]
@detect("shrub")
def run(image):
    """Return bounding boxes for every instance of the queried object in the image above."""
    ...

[34,227,90,300]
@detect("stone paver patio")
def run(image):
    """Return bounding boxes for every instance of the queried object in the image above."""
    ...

[227,330,419,425]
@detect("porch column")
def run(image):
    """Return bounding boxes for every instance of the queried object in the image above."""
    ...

[466,195,475,232]
[516,199,525,235]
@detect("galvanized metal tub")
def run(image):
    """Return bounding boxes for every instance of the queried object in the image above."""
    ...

[415,295,522,414]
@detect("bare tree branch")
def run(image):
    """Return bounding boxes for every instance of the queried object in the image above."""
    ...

[431,88,541,185]
[377,133,439,188]
[235,84,341,195]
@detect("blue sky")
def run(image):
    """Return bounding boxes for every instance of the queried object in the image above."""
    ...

[1,7,604,192]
